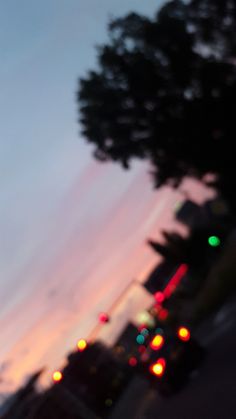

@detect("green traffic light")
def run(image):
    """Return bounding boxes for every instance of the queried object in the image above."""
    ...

[208,235,221,247]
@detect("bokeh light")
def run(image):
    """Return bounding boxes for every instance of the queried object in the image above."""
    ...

[136,334,145,345]
[154,291,165,304]
[140,328,149,337]
[129,356,138,367]
[150,334,164,350]
[138,345,146,354]
[208,235,221,247]
[105,398,113,407]
[178,327,191,342]
[77,339,87,351]
[99,312,109,323]
[150,358,166,377]
[52,371,63,382]
[136,311,155,328]
[158,308,169,321]
[155,327,164,335]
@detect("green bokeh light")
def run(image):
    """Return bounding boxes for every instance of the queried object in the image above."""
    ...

[136,334,145,345]
[105,398,113,407]
[140,328,149,337]
[155,327,164,335]
[208,235,221,247]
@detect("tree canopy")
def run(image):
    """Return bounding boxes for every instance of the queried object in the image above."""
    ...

[78,0,236,200]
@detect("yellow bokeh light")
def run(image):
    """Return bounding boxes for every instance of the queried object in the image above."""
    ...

[152,363,164,376]
[178,327,190,341]
[77,339,87,351]
[53,371,62,382]
[150,334,164,350]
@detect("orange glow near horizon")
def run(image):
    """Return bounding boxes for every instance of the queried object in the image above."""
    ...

[0,167,214,394]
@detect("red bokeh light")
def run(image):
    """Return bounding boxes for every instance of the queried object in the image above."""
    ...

[129,356,138,367]
[154,291,165,304]
[141,352,149,362]
[158,308,169,321]
[138,324,147,332]
[99,312,109,323]
[138,345,146,354]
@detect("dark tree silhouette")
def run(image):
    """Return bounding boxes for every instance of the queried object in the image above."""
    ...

[148,223,227,271]
[78,0,236,205]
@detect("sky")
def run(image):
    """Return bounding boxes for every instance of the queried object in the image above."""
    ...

[0,0,213,396]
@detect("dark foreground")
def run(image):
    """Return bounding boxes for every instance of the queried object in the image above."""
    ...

[111,297,236,419]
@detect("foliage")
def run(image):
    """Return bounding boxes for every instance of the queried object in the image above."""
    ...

[78,0,236,197]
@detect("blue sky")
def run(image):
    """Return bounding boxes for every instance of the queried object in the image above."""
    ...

[0,0,166,290]
[0,0,213,394]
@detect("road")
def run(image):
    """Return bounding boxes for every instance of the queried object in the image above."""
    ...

[111,297,236,419]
